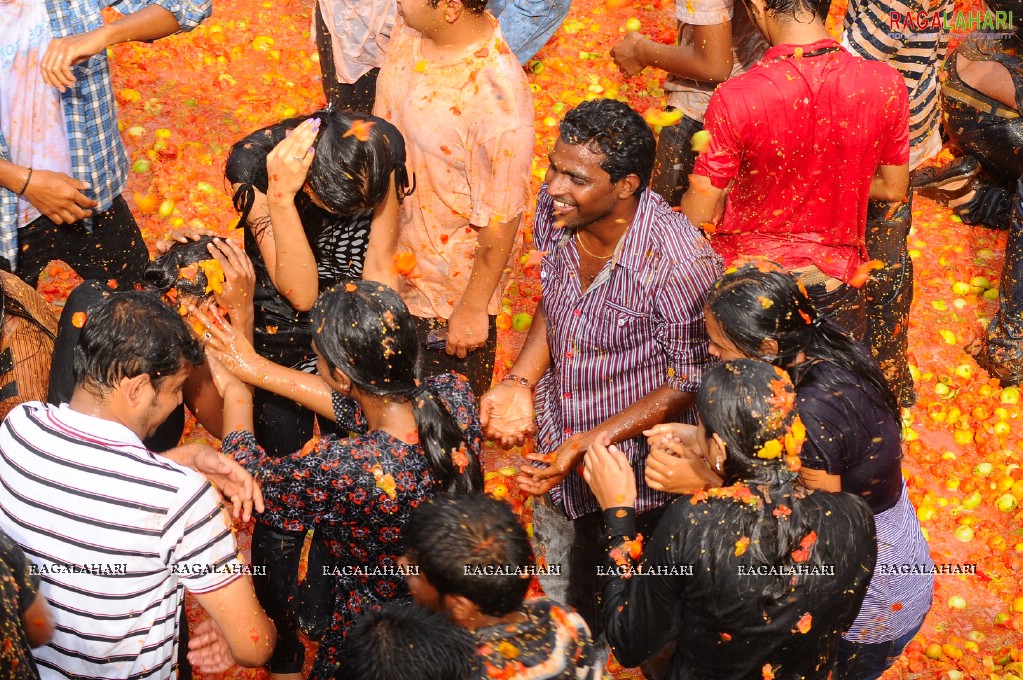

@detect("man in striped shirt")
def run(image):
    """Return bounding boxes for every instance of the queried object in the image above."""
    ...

[0,293,275,679]
[480,98,722,648]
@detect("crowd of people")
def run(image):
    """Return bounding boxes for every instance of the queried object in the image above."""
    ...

[5,0,1016,675]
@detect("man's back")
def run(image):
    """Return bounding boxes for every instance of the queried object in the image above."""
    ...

[695,40,910,282]
[0,403,241,679]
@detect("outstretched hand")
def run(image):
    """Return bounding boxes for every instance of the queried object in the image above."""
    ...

[582,435,637,510]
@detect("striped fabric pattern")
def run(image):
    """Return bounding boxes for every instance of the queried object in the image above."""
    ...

[0,403,241,680]
[0,0,211,269]
[533,188,722,520]
[842,0,952,163]
[846,483,934,643]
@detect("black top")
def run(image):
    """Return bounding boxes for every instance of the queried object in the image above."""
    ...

[796,360,904,513]
[0,527,41,680]
[225,116,406,363]
[600,491,876,680]
[47,281,185,452]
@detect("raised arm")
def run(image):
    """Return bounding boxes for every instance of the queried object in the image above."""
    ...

[611,22,734,82]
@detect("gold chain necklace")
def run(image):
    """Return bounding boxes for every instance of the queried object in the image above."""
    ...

[574,231,615,259]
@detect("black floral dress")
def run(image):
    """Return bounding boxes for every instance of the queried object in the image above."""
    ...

[221,373,483,679]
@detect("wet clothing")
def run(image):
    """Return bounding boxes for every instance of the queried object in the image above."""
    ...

[941,34,1023,230]
[796,360,933,645]
[313,0,390,111]
[488,0,572,64]
[472,598,602,680]
[599,493,876,680]
[0,527,41,680]
[222,373,483,680]
[694,39,910,285]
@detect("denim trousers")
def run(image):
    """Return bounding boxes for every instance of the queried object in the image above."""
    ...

[489,0,572,64]
[835,619,924,679]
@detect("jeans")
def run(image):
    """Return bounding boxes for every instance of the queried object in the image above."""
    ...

[864,197,915,406]
[650,114,704,207]
[942,53,1023,230]
[250,388,339,673]
[981,177,1023,381]
[835,620,924,679]
[13,194,147,288]
[413,315,497,402]
[489,0,572,64]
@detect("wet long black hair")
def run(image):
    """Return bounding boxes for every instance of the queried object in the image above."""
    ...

[142,236,219,300]
[705,263,900,424]
[698,359,824,607]
[310,282,482,493]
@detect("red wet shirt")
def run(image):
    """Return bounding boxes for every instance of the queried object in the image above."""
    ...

[693,39,909,283]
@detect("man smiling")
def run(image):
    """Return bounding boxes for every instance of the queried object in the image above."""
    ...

[480,98,721,649]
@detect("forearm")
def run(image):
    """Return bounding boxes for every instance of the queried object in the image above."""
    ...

[362,173,400,290]
[456,215,522,313]
[636,31,733,82]
[507,302,551,384]
[265,200,319,310]
[679,175,723,227]
[95,6,182,45]
[600,384,695,447]
[221,384,255,437]
[0,159,31,194]
[237,355,335,420]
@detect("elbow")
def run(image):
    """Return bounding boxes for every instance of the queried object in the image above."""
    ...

[283,291,316,312]
[232,622,277,667]
[705,58,734,83]
[874,184,908,203]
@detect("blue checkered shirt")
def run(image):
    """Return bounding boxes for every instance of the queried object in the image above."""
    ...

[0,0,210,269]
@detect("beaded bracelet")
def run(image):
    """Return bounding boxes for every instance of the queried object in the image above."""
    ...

[502,373,535,389]
[17,168,33,196]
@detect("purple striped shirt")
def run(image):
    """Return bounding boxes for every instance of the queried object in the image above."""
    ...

[534,187,722,519]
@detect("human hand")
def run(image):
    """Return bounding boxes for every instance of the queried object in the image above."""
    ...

[583,435,638,510]
[191,440,264,522]
[21,169,97,224]
[644,422,698,456]
[266,118,320,202]
[189,304,261,383]
[154,227,219,255]
[187,618,234,674]
[610,32,648,78]
[516,431,594,496]
[40,31,109,91]
[445,303,489,359]
[208,238,256,321]
[480,381,536,448]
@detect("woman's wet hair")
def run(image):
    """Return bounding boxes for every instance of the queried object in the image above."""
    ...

[310,282,482,493]
[143,236,218,300]
[705,262,900,423]
[304,110,395,217]
[698,359,825,607]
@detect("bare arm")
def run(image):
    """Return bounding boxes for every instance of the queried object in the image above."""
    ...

[41,6,182,91]
[518,384,696,496]
[479,301,551,447]
[611,22,734,82]
[191,578,276,667]
[868,163,909,202]
[680,174,726,228]
[799,467,842,492]
[22,593,54,648]
[445,213,523,358]
[361,171,401,291]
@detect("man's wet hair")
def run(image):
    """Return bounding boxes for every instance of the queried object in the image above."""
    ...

[340,602,477,680]
[559,98,656,194]
[73,292,204,392]
[404,493,533,617]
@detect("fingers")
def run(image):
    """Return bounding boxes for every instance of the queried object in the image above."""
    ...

[445,338,469,359]
[272,119,319,164]
[41,42,77,91]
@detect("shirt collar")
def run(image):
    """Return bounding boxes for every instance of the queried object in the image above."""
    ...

[762,38,841,63]
[54,403,147,450]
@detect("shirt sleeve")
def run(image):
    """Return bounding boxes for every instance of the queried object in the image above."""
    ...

[221,430,339,533]
[600,506,685,668]
[878,71,911,166]
[676,0,734,25]
[691,91,743,189]
[466,124,534,227]
[109,0,211,32]
[654,248,722,393]
[166,479,243,594]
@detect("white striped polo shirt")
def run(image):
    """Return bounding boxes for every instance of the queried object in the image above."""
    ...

[0,403,242,679]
